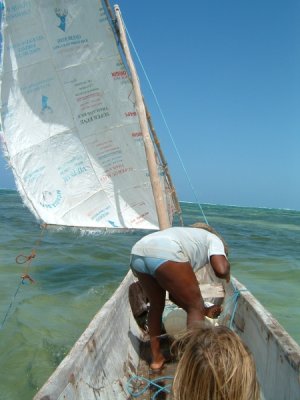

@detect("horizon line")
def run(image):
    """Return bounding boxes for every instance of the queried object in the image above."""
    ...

[0,188,298,213]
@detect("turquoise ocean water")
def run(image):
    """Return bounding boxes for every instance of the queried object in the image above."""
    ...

[0,189,299,399]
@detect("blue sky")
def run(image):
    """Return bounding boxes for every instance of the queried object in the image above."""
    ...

[1,0,299,210]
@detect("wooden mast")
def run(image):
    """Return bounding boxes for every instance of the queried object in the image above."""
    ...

[114,5,170,230]
[145,106,184,226]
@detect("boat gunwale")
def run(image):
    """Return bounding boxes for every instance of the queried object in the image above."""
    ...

[232,277,300,370]
[33,270,139,400]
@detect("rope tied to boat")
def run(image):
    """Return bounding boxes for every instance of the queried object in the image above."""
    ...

[219,281,247,330]
[0,224,47,330]
[126,373,173,399]
[16,251,36,264]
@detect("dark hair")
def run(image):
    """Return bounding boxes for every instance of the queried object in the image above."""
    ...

[190,222,229,256]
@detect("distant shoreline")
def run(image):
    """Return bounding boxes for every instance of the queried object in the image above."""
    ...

[180,200,299,212]
[1,188,298,213]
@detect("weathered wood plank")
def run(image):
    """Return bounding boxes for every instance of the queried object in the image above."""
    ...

[229,278,300,400]
[34,271,300,400]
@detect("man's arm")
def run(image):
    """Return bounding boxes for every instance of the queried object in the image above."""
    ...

[210,255,230,282]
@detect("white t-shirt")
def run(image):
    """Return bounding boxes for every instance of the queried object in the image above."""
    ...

[131,227,226,271]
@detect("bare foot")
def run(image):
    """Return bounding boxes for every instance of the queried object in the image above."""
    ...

[205,304,222,319]
[150,356,166,372]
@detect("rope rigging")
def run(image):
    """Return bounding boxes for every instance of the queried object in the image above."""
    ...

[122,20,209,225]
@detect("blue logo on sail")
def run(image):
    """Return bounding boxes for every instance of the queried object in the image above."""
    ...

[40,190,62,209]
[55,8,68,32]
[41,95,53,114]
[108,220,119,228]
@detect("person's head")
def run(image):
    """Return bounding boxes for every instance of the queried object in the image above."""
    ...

[190,222,229,256]
[172,324,260,400]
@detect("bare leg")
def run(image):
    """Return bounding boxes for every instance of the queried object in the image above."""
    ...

[134,271,166,370]
[135,261,221,369]
[155,261,206,328]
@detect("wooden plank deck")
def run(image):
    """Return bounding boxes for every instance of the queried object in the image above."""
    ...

[129,336,177,400]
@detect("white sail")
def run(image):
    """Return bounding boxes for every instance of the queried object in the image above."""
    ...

[0,0,175,230]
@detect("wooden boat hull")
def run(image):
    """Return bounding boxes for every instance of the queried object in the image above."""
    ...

[231,279,300,400]
[34,271,300,400]
[34,271,140,400]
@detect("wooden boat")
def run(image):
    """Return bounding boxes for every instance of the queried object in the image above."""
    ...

[32,268,300,400]
[1,1,299,399]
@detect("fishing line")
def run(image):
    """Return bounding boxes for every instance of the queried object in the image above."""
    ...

[126,374,173,399]
[0,280,23,330]
[122,20,209,225]
[0,224,47,330]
